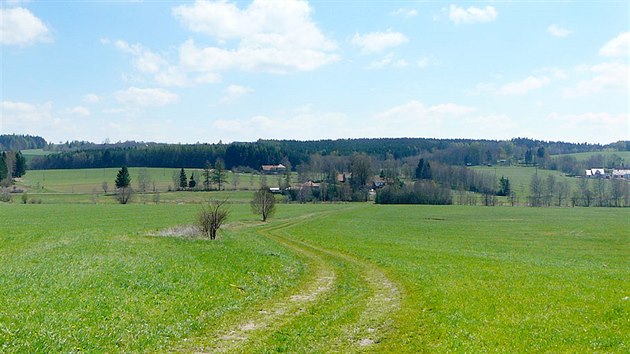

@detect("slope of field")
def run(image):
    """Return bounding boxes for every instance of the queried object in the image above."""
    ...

[281,205,629,352]
[20,149,56,163]
[472,165,578,195]
[1,202,628,352]
[0,203,346,352]
[555,150,630,162]
[18,168,277,195]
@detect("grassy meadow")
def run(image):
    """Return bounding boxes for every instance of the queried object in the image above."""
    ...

[1,167,629,352]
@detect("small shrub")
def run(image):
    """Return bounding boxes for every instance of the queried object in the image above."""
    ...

[0,188,12,202]
[197,199,230,240]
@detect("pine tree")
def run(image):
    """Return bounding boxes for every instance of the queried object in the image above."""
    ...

[189,173,197,189]
[0,153,7,181]
[212,158,227,191]
[114,166,132,204]
[115,166,131,188]
[179,168,188,190]
[13,151,26,177]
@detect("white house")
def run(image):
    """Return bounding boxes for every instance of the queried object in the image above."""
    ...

[612,169,630,179]
[585,168,605,177]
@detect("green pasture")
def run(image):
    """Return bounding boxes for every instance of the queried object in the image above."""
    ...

[20,149,56,163]
[0,203,348,352]
[280,205,630,352]
[473,165,578,195]
[1,203,628,352]
[17,168,289,195]
[553,150,630,162]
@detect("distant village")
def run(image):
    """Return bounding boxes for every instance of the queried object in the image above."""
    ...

[585,168,630,179]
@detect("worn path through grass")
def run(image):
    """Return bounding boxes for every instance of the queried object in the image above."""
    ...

[179,206,402,353]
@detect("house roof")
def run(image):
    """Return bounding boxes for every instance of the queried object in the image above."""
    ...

[262,164,286,171]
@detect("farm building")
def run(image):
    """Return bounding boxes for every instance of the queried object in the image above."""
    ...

[612,169,630,179]
[337,173,351,183]
[585,168,606,177]
[261,164,287,174]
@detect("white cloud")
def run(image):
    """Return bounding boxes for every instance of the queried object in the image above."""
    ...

[547,112,629,142]
[82,94,102,104]
[66,106,90,116]
[498,76,550,95]
[114,87,179,107]
[213,111,352,141]
[375,100,474,126]
[113,40,166,74]
[0,7,50,45]
[391,8,418,18]
[171,0,338,76]
[564,62,628,97]
[448,5,497,24]
[599,32,629,57]
[548,24,572,37]
[416,57,437,69]
[220,84,253,103]
[368,54,409,69]
[371,100,518,140]
[0,101,80,140]
[352,30,408,53]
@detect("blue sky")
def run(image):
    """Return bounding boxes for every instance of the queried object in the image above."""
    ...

[1,0,628,144]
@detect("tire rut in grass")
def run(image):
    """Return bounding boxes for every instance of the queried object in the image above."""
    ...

[184,207,401,352]
[191,219,337,353]
[284,237,402,350]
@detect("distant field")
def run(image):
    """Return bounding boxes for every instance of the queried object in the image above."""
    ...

[20,149,56,163]
[18,168,289,195]
[1,204,627,352]
[472,165,578,195]
[553,150,630,162]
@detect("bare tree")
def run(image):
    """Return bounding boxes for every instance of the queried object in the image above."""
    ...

[101,181,109,194]
[231,170,240,190]
[251,187,276,222]
[197,199,230,240]
[137,168,150,193]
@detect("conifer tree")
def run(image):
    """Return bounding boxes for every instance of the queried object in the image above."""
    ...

[179,168,188,190]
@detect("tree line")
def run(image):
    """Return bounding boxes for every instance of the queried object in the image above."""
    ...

[0,134,46,151]
[28,137,628,171]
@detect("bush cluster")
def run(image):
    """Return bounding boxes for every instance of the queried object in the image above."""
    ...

[375,181,452,205]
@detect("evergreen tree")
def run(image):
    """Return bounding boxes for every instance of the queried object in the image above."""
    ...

[13,151,26,177]
[179,168,188,190]
[415,158,432,180]
[115,166,131,188]
[203,161,212,190]
[114,166,132,204]
[0,153,7,181]
[497,176,511,196]
[212,158,227,191]
[189,173,197,189]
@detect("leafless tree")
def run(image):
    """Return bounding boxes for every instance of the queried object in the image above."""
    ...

[116,186,132,204]
[197,199,230,239]
[251,187,276,222]
[137,168,150,193]
[101,181,109,194]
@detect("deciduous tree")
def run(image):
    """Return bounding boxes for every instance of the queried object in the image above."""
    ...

[197,199,230,239]
[251,187,276,222]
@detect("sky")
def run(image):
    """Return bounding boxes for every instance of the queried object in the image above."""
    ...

[1,0,628,145]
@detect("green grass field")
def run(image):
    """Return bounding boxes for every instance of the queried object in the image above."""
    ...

[17,167,289,195]
[472,165,578,195]
[1,202,628,352]
[553,150,630,162]
[2,167,629,351]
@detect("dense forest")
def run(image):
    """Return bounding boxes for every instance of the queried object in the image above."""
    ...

[0,135,47,151]
[27,137,628,171]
